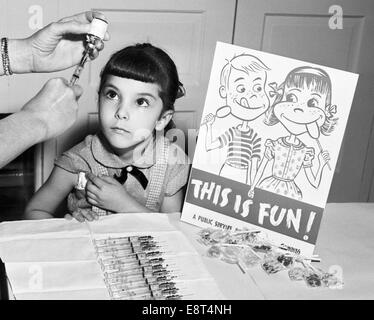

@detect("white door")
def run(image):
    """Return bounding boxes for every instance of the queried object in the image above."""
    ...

[36,0,236,188]
[234,0,374,202]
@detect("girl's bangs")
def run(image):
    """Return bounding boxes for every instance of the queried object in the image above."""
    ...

[104,58,158,84]
[285,72,330,95]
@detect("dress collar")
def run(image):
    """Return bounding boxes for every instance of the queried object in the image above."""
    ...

[280,136,305,150]
[91,133,156,169]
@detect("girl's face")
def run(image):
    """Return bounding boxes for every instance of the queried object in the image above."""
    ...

[274,83,327,138]
[99,75,164,152]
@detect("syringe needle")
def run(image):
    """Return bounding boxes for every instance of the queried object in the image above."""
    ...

[69,51,89,86]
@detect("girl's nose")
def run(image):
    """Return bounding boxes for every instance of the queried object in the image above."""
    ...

[294,107,304,113]
[115,102,130,120]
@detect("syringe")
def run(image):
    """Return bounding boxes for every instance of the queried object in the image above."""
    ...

[69,17,108,86]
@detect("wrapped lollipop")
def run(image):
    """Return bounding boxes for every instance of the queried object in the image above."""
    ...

[288,267,307,281]
[304,271,323,288]
[252,243,273,253]
[237,246,262,271]
[301,262,324,288]
[321,272,344,289]
[261,252,286,274]
[220,245,242,264]
[197,228,216,245]
[198,228,229,245]
[276,253,295,268]
[206,245,222,259]
[225,229,262,245]
[210,229,230,243]
[241,231,262,245]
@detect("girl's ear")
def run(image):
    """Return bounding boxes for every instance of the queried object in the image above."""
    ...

[155,110,174,131]
[219,86,227,98]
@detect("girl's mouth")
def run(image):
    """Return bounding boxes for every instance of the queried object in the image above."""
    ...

[280,113,322,125]
[280,114,322,139]
[112,127,130,134]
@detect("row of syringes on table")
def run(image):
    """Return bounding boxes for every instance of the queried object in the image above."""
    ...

[93,235,184,300]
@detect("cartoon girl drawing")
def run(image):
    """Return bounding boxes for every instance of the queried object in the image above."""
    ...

[251,66,338,200]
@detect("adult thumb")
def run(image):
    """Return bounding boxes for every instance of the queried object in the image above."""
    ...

[71,84,83,100]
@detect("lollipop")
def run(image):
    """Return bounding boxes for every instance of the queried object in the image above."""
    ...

[304,272,322,288]
[261,253,285,274]
[276,254,295,268]
[220,246,242,264]
[288,267,306,281]
[321,272,343,288]
[206,245,222,258]
[237,247,262,270]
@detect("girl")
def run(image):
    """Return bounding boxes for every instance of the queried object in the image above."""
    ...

[251,66,338,200]
[25,43,190,221]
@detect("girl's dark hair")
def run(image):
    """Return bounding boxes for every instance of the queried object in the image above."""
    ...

[99,43,185,131]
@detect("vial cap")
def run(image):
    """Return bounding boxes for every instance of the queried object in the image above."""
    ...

[89,17,108,39]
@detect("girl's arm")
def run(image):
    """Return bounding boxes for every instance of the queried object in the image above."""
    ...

[161,189,185,213]
[84,174,184,213]
[304,150,330,189]
[251,154,269,191]
[24,166,76,219]
[85,173,153,213]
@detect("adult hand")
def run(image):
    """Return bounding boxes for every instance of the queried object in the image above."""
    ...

[86,173,130,213]
[11,11,109,73]
[21,77,82,140]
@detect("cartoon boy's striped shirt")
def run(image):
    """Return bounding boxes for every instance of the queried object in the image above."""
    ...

[218,126,261,169]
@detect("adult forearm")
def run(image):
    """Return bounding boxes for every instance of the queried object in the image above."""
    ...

[0,39,32,76]
[0,110,46,168]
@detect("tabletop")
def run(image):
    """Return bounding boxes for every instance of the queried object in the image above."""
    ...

[1,202,373,300]
[168,202,374,300]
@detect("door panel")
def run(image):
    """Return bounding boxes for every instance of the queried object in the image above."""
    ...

[235,0,374,202]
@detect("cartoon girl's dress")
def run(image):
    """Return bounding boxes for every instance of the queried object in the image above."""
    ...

[258,137,314,200]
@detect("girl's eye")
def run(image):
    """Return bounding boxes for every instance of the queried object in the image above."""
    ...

[236,84,245,93]
[286,93,298,103]
[136,98,150,107]
[105,90,118,100]
[253,84,262,93]
[307,98,319,108]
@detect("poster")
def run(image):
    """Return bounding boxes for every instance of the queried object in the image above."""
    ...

[181,42,359,256]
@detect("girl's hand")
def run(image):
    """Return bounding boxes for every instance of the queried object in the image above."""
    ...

[318,150,331,167]
[64,208,99,222]
[85,173,130,213]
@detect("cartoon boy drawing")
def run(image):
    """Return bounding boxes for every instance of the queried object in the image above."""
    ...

[250,67,337,200]
[203,54,271,186]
